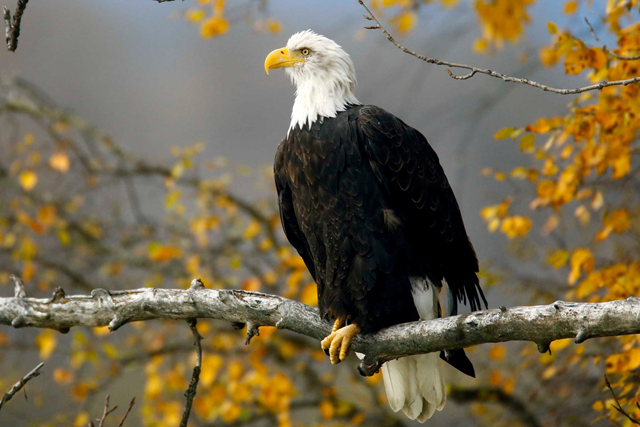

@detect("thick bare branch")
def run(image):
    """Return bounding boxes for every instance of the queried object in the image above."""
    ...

[358,0,640,95]
[2,278,640,376]
[0,362,44,411]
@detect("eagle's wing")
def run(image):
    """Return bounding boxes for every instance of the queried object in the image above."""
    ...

[356,105,486,314]
[274,141,318,286]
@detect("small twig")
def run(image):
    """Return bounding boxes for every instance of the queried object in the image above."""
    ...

[604,375,640,425]
[585,18,640,61]
[0,362,44,411]
[179,318,203,427]
[97,395,119,427]
[3,0,29,52]
[117,397,136,427]
[358,0,640,95]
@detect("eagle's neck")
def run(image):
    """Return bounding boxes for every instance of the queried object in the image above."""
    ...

[288,72,360,134]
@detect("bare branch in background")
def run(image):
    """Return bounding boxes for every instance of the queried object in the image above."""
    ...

[95,395,119,427]
[358,0,640,95]
[605,375,640,425]
[179,315,203,427]
[0,362,44,412]
[3,278,640,376]
[89,395,136,427]
[585,17,640,61]
[118,398,136,427]
[3,0,28,52]
[449,386,541,427]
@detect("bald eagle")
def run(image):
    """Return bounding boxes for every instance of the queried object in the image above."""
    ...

[265,31,486,422]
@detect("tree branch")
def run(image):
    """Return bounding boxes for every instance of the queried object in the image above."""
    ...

[3,0,28,52]
[605,375,640,425]
[585,18,640,61]
[449,386,541,427]
[179,317,202,427]
[3,277,640,376]
[358,0,640,95]
[0,362,44,411]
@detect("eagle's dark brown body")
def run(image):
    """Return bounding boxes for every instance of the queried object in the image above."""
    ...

[274,105,485,336]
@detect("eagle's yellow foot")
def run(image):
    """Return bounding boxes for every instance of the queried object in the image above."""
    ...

[331,317,345,333]
[321,323,360,364]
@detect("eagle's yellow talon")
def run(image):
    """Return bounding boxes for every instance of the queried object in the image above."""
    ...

[331,317,345,333]
[322,322,360,365]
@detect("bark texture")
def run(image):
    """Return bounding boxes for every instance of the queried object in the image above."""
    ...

[2,276,640,376]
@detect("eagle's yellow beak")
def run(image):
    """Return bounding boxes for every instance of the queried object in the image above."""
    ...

[264,47,304,75]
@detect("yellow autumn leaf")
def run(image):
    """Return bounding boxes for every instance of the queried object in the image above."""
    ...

[500,216,532,238]
[520,134,535,152]
[221,401,242,422]
[19,170,38,191]
[592,400,604,411]
[471,37,488,53]
[563,1,577,14]
[36,330,57,360]
[49,151,70,173]
[265,19,282,34]
[201,16,229,39]
[243,220,261,240]
[74,412,90,427]
[53,368,74,385]
[319,400,335,420]
[547,21,558,35]
[494,128,516,140]
[392,12,416,34]
[568,248,594,285]
[551,338,572,351]
[489,345,506,360]
[186,9,205,23]
[547,250,569,269]
[148,242,182,263]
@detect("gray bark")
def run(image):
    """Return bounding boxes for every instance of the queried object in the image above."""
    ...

[2,276,640,376]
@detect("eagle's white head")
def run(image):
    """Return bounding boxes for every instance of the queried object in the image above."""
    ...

[265,30,361,133]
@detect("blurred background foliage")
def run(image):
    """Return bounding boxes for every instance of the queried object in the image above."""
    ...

[1,0,640,426]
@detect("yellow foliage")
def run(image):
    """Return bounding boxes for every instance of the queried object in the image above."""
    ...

[53,368,74,385]
[563,1,577,14]
[201,16,230,39]
[500,215,532,238]
[547,249,569,269]
[243,220,261,240]
[49,151,70,173]
[494,127,516,139]
[489,345,506,360]
[74,412,90,427]
[300,283,318,306]
[568,248,595,285]
[319,400,335,419]
[19,170,38,191]
[186,9,205,23]
[148,242,182,263]
[36,330,57,360]
[474,0,535,49]
[390,12,416,34]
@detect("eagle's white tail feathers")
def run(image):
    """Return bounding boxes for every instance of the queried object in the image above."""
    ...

[382,352,446,422]
[380,277,446,422]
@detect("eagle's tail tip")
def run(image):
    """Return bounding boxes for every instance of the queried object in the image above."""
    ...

[382,352,446,423]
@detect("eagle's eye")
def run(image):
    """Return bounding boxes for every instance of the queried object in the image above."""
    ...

[300,48,311,56]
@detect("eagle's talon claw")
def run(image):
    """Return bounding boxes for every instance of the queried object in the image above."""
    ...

[321,323,360,364]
